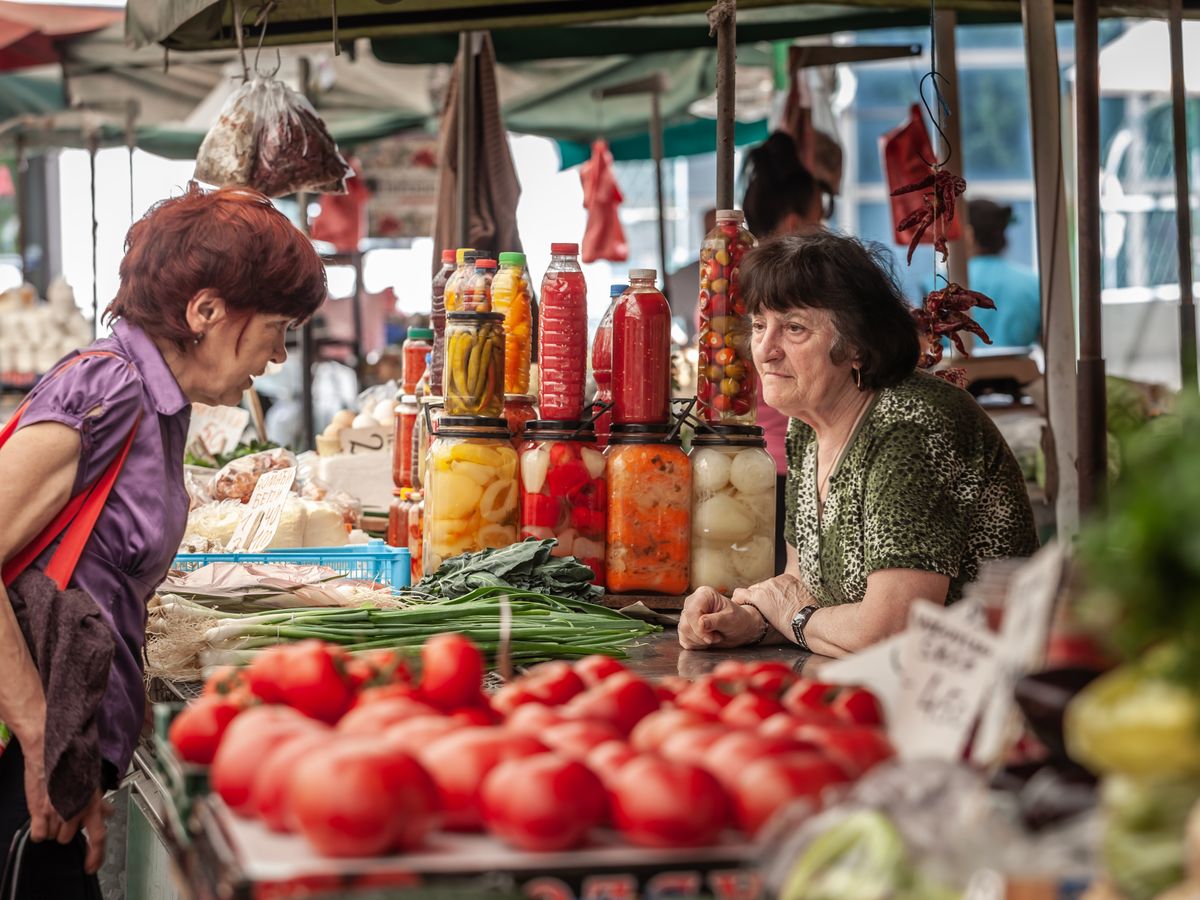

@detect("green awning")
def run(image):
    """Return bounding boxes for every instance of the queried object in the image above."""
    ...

[556,116,769,168]
[0,73,64,119]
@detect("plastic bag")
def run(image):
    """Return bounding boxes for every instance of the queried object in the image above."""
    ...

[195,77,350,197]
[580,139,628,264]
[880,104,962,250]
[211,447,298,504]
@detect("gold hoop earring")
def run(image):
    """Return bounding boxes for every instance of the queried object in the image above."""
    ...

[852,367,863,390]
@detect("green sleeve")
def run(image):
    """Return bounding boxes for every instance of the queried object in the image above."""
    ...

[861,422,967,578]
[783,419,804,548]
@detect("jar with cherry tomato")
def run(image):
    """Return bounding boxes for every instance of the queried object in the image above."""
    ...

[388,488,413,548]
[519,420,606,585]
[612,269,671,426]
[538,243,589,421]
[503,394,538,445]
[407,491,424,584]
[696,210,757,424]
[492,253,533,395]
[689,425,776,593]
[424,417,519,573]
[605,424,691,594]
[434,248,473,395]
[393,395,419,489]
[590,283,626,446]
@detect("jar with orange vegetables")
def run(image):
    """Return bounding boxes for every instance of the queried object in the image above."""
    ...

[407,491,424,584]
[393,394,419,489]
[696,210,757,424]
[423,417,519,574]
[519,420,606,585]
[491,252,533,395]
[604,424,691,594]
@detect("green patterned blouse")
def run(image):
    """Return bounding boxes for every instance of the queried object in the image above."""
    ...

[783,370,1039,606]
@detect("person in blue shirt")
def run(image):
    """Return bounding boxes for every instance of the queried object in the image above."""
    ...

[964,199,1041,349]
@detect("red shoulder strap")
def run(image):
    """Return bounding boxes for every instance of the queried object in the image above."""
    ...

[1,351,144,590]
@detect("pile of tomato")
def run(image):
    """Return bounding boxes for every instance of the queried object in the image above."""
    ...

[170,637,892,859]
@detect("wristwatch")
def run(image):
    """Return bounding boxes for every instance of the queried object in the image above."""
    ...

[790,605,819,652]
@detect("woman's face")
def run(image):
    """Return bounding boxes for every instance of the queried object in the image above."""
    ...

[750,306,851,419]
[196,311,292,406]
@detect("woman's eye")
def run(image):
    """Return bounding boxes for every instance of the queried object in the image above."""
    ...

[750,319,766,332]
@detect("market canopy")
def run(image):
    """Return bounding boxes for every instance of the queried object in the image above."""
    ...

[0,0,121,70]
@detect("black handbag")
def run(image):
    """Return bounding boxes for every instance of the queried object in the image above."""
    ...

[1,820,102,900]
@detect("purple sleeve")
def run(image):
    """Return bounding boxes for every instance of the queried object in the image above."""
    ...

[17,352,144,496]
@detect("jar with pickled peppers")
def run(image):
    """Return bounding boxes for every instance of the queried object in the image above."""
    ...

[503,394,537,445]
[402,328,433,395]
[388,488,413,548]
[434,248,472,395]
[519,420,606,585]
[688,425,776,593]
[393,395,419,489]
[538,243,589,421]
[407,491,424,584]
[460,258,497,313]
[612,269,671,426]
[492,252,533,394]
[605,424,691,594]
[444,312,505,418]
[590,283,626,446]
[423,417,519,574]
[697,210,757,424]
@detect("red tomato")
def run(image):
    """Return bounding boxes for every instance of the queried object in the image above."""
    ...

[712,394,733,412]
[383,715,461,755]
[351,682,425,710]
[674,677,737,716]
[337,697,441,737]
[609,756,730,849]
[250,640,357,724]
[245,645,293,704]
[830,687,886,728]
[522,493,560,529]
[202,666,247,700]
[561,672,659,735]
[251,731,332,832]
[744,662,800,697]
[211,706,323,815]
[169,697,243,765]
[504,702,565,734]
[419,633,485,712]
[780,679,844,715]
[731,752,851,837]
[711,660,751,683]
[718,692,785,729]
[452,705,501,727]
[541,720,623,760]
[584,741,639,784]
[758,711,841,741]
[702,732,814,789]
[481,754,607,852]
[519,661,588,707]
[572,655,627,686]
[813,726,895,777]
[418,727,549,830]
[657,724,730,766]
[629,709,715,754]
[290,739,439,856]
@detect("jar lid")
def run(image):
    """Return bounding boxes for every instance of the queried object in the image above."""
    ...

[524,419,596,441]
[690,423,766,446]
[499,252,526,266]
[446,311,505,323]
[435,415,511,438]
[419,395,445,406]
[407,327,433,340]
[504,394,537,404]
[550,242,579,255]
[716,209,744,221]
[607,422,680,445]
[399,393,419,404]
[629,268,656,279]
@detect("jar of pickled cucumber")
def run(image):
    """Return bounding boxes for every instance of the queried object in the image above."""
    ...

[444,312,505,417]
[519,420,606,585]
[697,210,757,424]
[605,424,691,594]
[688,425,776,593]
[423,417,519,574]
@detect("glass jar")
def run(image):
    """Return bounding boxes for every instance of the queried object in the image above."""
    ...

[492,252,533,395]
[460,258,497,313]
[424,417,519,573]
[408,491,424,583]
[688,425,776,593]
[503,394,538,445]
[444,312,505,418]
[612,269,672,426]
[605,424,691,594]
[415,397,444,490]
[434,248,473,395]
[697,210,757,424]
[388,488,413,548]
[538,243,589,421]
[393,394,419,489]
[519,420,606,585]
[402,329,433,396]
[590,283,625,447]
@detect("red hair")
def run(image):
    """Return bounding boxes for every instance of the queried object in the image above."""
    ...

[106,183,327,349]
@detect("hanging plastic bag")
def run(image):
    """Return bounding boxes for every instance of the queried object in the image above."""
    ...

[580,138,628,264]
[195,77,351,197]
[880,104,962,253]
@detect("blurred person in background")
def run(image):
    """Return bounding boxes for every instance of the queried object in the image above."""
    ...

[962,199,1041,350]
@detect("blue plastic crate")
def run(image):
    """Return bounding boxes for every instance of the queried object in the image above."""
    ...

[173,538,411,587]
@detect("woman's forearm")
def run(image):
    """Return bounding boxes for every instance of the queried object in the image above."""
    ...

[0,583,47,743]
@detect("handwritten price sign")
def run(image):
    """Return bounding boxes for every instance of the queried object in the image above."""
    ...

[227,467,298,553]
[338,425,393,456]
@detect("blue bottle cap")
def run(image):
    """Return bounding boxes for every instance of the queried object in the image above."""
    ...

[609,283,628,297]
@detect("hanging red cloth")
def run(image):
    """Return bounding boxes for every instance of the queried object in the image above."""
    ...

[311,157,370,252]
[880,104,962,254]
[580,138,628,264]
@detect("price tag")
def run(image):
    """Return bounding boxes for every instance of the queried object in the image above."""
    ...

[338,425,392,456]
[226,467,297,553]
[891,601,1000,761]
[187,403,251,458]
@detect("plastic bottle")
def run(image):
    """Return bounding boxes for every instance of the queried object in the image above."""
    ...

[434,248,472,395]
[492,252,533,395]
[538,243,589,421]
[461,258,497,313]
[590,283,626,446]
[612,269,672,426]
[401,328,433,395]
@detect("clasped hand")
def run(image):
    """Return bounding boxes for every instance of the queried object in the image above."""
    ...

[678,575,807,650]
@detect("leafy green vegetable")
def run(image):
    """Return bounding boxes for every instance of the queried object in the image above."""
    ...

[415,539,602,602]
[185,439,280,469]
[1101,774,1200,900]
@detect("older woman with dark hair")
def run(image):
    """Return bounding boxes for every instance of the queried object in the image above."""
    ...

[679,231,1038,657]
[0,184,326,892]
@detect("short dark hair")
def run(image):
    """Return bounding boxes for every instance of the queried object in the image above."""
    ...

[967,198,1013,255]
[741,231,920,390]
[741,132,819,237]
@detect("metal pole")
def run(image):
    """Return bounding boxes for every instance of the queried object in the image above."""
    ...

[933,11,969,295]
[15,133,25,277]
[651,90,670,298]
[456,31,477,248]
[1021,0,1080,536]
[1169,0,1197,391]
[715,6,736,210]
[299,57,316,451]
[88,134,99,338]
[1074,0,1106,515]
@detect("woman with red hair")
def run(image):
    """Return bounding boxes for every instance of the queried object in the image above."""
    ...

[0,184,325,892]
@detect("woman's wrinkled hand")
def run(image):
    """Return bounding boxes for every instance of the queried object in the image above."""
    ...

[22,735,65,844]
[730,575,808,639]
[679,587,765,650]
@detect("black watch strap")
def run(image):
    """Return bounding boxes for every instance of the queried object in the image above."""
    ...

[790,605,819,651]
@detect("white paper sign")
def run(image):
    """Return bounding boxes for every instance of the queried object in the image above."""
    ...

[891,601,1001,761]
[226,467,298,553]
[187,403,251,458]
[338,426,392,456]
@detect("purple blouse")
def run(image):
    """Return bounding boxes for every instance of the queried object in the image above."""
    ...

[18,320,191,774]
